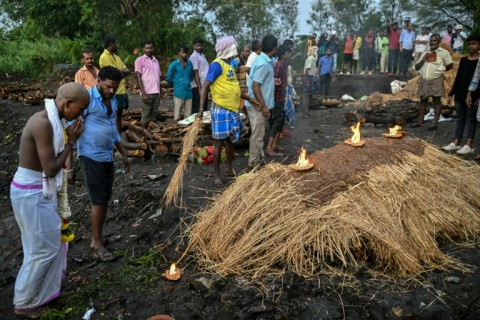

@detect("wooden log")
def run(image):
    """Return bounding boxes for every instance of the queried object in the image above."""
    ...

[154,144,169,156]
[127,150,145,158]
[148,136,184,143]
[121,132,148,150]
[345,111,405,126]
[126,130,144,144]
[126,124,154,140]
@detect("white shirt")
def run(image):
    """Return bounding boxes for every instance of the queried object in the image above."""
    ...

[415,34,430,53]
[453,31,467,50]
[245,51,258,83]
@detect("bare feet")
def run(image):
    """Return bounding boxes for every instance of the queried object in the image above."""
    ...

[90,238,107,249]
[214,176,224,186]
[265,148,284,157]
[15,307,45,319]
[273,146,284,152]
[224,169,236,177]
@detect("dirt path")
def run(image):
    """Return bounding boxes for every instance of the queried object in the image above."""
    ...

[1,80,480,319]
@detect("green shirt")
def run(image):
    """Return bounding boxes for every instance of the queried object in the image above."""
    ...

[376,36,389,55]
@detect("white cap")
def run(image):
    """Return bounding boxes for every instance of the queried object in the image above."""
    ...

[331,30,337,35]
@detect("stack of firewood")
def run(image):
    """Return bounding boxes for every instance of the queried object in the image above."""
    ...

[346,94,455,125]
[0,82,55,104]
[121,108,209,157]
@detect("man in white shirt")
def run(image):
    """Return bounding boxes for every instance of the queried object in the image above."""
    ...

[245,39,262,82]
[451,25,467,53]
[414,27,430,64]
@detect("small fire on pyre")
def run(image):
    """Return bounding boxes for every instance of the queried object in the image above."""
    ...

[289,147,314,171]
[383,125,407,138]
[344,122,365,147]
[164,263,181,281]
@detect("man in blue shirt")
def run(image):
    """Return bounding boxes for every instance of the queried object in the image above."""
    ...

[399,23,416,75]
[167,45,194,120]
[77,66,130,262]
[317,48,335,96]
[245,35,277,168]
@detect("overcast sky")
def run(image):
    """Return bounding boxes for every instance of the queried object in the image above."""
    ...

[297,1,313,35]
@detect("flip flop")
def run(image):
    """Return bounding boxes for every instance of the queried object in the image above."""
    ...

[427,125,437,131]
[93,247,116,262]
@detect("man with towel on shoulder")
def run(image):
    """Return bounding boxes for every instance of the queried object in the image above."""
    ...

[10,83,89,319]
[198,36,261,186]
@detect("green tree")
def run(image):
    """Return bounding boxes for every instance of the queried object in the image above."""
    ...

[308,0,378,37]
[379,0,412,26]
[276,0,299,39]
[414,0,477,33]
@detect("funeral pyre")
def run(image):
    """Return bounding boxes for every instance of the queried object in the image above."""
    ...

[188,137,480,280]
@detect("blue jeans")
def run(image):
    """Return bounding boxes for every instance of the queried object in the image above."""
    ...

[304,75,317,96]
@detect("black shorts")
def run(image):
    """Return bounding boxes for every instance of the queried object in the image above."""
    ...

[343,53,353,62]
[115,93,129,110]
[79,156,114,205]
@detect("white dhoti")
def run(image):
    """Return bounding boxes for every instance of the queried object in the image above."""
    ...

[10,167,66,311]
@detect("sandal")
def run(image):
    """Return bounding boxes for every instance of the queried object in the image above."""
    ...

[93,247,116,262]
[427,125,437,131]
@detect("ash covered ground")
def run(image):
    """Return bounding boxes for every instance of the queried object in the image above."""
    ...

[1,74,480,319]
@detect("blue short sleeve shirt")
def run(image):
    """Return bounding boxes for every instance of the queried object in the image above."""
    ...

[245,52,275,109]
[77,86,121,162]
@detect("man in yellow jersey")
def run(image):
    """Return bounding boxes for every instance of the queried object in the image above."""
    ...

[197,36,260,186]
[99,35,131,132]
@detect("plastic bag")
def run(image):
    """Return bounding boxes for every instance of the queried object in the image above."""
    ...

[341,94,356,101]
[390,80,407,95]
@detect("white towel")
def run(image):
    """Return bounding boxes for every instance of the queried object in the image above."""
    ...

[43,99,66,200]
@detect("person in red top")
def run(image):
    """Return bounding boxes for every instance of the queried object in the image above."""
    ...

[387,22,401,74]
[340,32,355,74]
[266,44,291,157]
[361,30,376,75]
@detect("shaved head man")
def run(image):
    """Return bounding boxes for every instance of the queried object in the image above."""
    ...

[11,82,89,318]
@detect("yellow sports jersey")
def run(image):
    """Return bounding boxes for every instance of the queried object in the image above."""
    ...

[210,58,241,113]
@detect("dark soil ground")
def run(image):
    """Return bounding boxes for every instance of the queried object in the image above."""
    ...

[1,74,480,320]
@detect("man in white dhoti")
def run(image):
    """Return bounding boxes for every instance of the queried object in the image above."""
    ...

[10,83,89,318]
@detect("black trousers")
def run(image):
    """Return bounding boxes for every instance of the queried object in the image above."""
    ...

[318,74,331,96]
[388,49,399,73]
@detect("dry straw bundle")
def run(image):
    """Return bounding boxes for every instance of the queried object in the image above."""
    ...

[188,139,480,279]
[162,117,202,208]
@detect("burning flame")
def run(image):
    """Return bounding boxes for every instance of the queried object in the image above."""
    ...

[350,122,361,144]
[169,263,176,275]
[296,147,309,167]
[389,125,402,136]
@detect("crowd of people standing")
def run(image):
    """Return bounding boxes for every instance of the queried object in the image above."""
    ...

[305,21,468,76]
